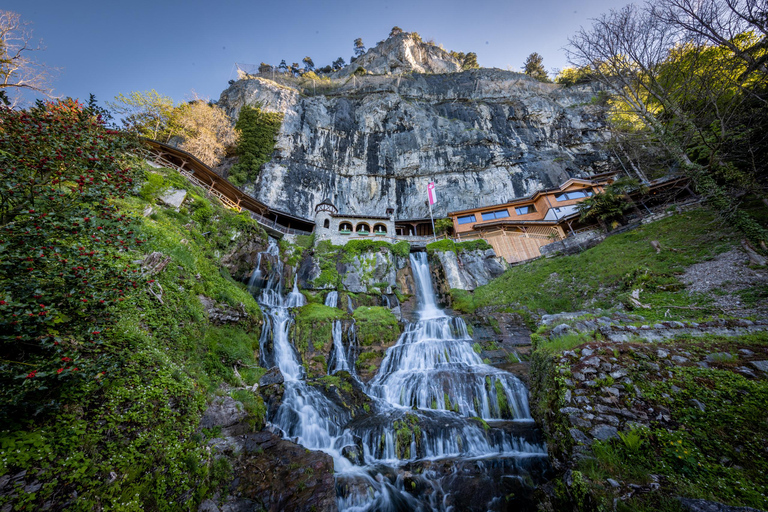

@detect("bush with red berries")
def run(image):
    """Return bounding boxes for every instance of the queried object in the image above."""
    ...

[0,99,142,418]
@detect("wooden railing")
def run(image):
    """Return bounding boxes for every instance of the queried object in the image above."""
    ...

[142,139,314,238]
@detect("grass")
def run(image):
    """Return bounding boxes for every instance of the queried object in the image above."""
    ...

[463,208,743,322]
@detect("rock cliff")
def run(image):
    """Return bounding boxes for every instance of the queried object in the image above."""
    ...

[218,36,611,220]
[339,32,462,76]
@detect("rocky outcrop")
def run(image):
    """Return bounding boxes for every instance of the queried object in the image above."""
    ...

[298,245,409,293]
[200,395,337,512]
[198,295,254,325]
[218,65,611,220]
[340,251,400,293]
[339,32,461,76]
[431,248,508,291]
[219,231,268,282]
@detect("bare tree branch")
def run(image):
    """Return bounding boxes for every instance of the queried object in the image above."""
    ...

[0,10,56,106]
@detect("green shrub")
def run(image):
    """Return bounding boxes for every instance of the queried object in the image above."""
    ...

[228,105,283,186]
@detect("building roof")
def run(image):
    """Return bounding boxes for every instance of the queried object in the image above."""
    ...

[332,213,391,221]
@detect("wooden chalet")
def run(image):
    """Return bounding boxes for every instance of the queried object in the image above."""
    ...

[448,178,612,263]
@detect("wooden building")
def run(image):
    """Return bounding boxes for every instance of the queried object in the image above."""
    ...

[448,178,612,263]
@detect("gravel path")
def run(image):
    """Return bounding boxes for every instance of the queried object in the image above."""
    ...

[681,248,768,318]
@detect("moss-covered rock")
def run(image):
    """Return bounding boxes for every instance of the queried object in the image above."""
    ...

[292,303,348,378]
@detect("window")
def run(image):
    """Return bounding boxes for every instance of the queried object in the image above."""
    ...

[339,222,353,232]
[356,223,370,233]
[515,205,536,215]
[457,214,477,225]
[323,219,330,228]
[555,189,593,201]
[480,210,510,221]
[373,224,387,233]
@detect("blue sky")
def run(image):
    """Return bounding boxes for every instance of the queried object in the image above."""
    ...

[8,0,622,108]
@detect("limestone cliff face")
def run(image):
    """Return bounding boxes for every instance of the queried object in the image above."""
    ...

[217,40,610,220]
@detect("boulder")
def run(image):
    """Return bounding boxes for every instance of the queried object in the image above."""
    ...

[200,395,248,430]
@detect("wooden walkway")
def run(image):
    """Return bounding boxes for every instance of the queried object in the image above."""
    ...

[142,139,313,237]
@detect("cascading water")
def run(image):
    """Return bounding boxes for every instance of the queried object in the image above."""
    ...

[252,242,547,511]
[325,291,352,374]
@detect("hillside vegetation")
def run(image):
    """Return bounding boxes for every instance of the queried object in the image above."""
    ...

[0,100,268,510]
[452,205,767,323]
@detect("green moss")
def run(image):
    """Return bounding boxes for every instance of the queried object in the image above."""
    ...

[427,239,492,256]
[393,414,422,459]
[292,303,347,354]
[352,306,401,346]
[316,375,353,394]
[230,389,267,431]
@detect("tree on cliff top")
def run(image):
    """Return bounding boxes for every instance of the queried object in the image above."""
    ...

[354,38,366,57]
[0,10,55,106]
[302,56,314,72]
[523,52,552,82]
[389,26,403,37]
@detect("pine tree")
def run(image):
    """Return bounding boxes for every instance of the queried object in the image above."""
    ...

[353,38,366,57]
[522,52,551,82]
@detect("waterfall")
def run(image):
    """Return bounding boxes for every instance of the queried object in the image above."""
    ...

[325,291,351,374]
[251,243,546,511]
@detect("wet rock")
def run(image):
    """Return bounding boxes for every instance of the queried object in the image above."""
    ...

[657,349,669,358]
[750,361,768,373]
[198,499,220,512]
[581,348,595,357]
[583,357,600,366]
[607,478,620,488]
[570,428,592,445]
[590,425,619,441]
[671,356,689,364]
[570,415,592,428]
[220,234,268,282]
[552,324,571,338]
[258,367,284,387]
[201,395,249,430]
[706,352,736,362]
[341,445,364,466]
[226,432,337,512]
[688,399,706,411]
[678,498,764,512]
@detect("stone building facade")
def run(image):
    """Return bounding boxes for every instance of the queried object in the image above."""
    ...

[313,199,397,246]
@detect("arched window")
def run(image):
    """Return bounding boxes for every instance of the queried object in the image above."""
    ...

[356,222,371,233]
[339,222,353,232]
[323,219,330,228]
[373,223,387,234]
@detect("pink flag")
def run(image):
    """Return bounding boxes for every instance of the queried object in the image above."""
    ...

[427,182,437,205]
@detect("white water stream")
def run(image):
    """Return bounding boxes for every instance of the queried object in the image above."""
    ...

[253,242,546,511]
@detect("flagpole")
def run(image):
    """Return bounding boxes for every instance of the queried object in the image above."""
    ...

[428,198,436,242]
